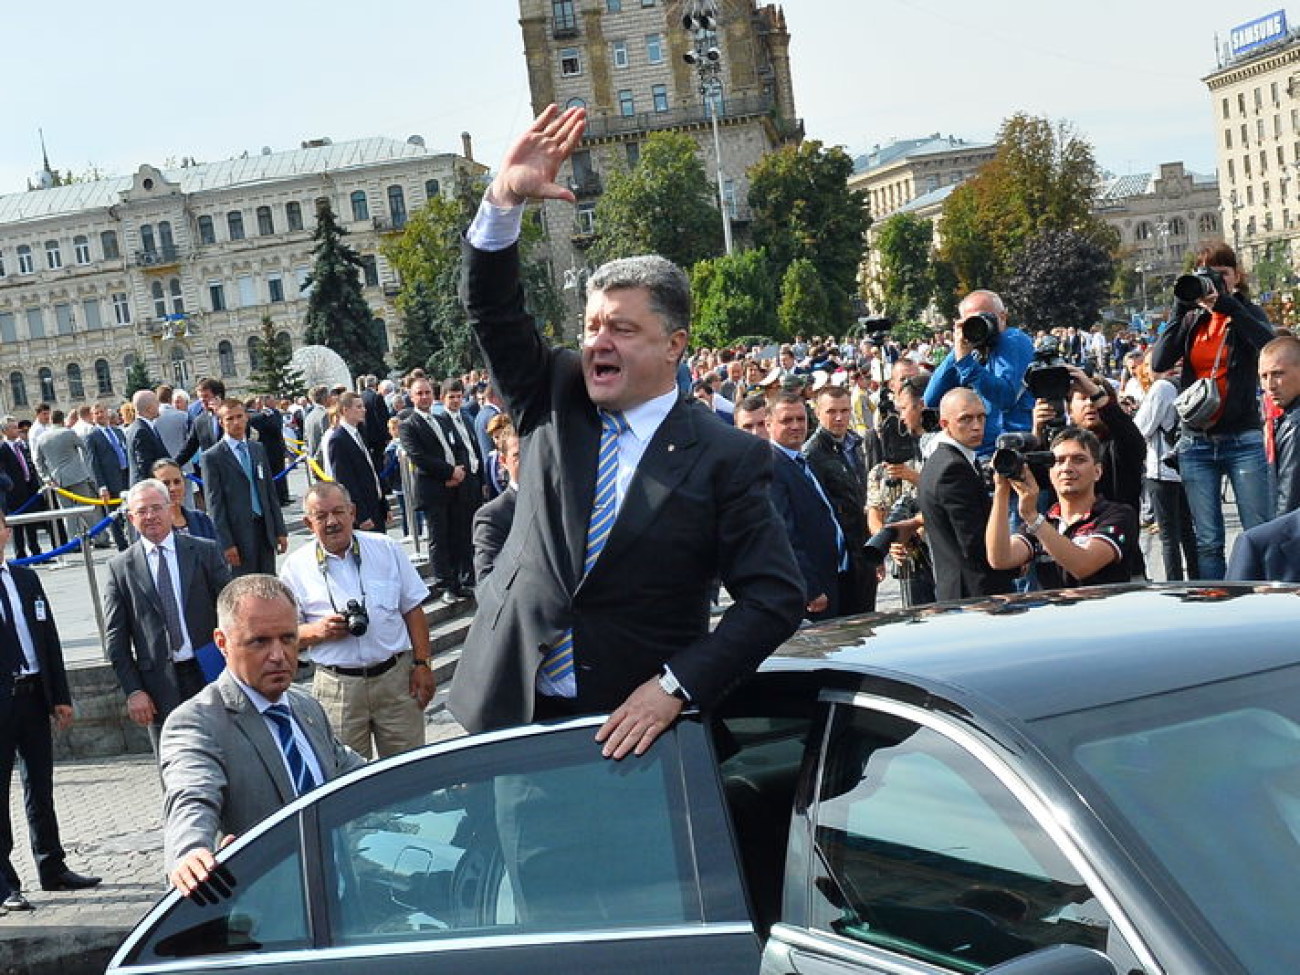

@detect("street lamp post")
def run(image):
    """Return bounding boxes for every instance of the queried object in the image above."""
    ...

[1136,263,1150,321]
[682,1,734,256]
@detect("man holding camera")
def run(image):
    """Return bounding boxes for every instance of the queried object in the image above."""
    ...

[279,482,434,759]
[986,427,1138,590]
[923,290,1035,456]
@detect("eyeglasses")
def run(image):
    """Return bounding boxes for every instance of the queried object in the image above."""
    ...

[130,504,168,517]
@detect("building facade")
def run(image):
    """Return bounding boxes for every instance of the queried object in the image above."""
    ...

[518,0,801,331]
[0,138,482,418]
[848,135,995,225]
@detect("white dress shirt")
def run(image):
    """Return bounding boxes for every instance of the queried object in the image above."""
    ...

[229,675,325,789]
[0,563,40,675]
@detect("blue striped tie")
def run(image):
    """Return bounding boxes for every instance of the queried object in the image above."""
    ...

[265,703,318,796]
[541,409,629,686]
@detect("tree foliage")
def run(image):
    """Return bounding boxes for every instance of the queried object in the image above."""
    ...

[589,131,723,269]
[748,140,869,330]
[690,248,779,348]
[248,316,306,399]
[1005,229,1116,331]
[778,258,829,337]
[874,213,934,322]
[303,201,386,378]
[125,358,155,397]
[938,113,1117,295]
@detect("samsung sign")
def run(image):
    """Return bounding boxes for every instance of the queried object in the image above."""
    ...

[1230,10,1289,56]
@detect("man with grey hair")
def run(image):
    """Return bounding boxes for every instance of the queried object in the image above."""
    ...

[103,478,231,750]
[450,104,803,757]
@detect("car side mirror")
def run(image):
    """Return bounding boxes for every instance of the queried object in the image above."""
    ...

[985,944,1118,975]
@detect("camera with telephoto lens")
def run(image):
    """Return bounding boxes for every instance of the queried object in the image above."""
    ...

[1173,267,1227,304]
[859,316,893,346]
[343,599,369,637]
[876,381,937,486]
[1023,335,1073,442]
[990,432,1055,481]
[959,311,999,357]
[862,496,920,568]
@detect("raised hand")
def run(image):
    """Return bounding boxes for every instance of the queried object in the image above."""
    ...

[487,104,587,208]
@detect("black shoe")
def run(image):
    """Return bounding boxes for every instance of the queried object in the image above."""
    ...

[2,892,32,911]
[40,870,101,891]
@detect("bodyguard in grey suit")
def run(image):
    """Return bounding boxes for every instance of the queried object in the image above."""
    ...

[33,415,98,536]
[104,480,232,749]
[161,575,364,895]
[201,400,287,575]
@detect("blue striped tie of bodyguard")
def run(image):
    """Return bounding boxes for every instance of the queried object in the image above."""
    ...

[265,703,319,796]
[540,409,630,685]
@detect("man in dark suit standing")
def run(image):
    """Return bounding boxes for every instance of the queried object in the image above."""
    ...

[85,402,131,550]
[201,399,287,576]
[174,379,226,471]
[126,390,171,486]
[0,419,44,560]
[448,104,803,758]
[103,479,231,751]
[0,511,100,912]
[325,392,387,530]
[919,388,1016,601]
[436,378,484,593]
[1227,508,1300,582]
[359,375,393,476]
[472,424,519,582]
[246,396,291,506]
[400,377,469,601]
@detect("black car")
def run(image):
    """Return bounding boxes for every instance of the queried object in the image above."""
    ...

[110,584,1300,974]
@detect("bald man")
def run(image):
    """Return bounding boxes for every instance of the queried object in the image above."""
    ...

[917,388,1015,601]
[127,390,169,485]
[1261,336,1300,517]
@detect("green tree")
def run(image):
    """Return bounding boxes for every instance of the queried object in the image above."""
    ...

[931,258,961,321]
[589,131,723,269]
[302,200,386,378]
[748,140,869,330]
[248,316,306,399]
[690,248,779,348]
[778,258,829,337]
[938,113,1117,294]
[124,357,154,396]
[1005,229,1116,331]
[874,213,934,321]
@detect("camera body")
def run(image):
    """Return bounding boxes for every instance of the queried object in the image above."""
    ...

[960,311,999,355]
[990,432,1055,481]
[1024,335,1073,443]
[1173,267,1227,304]
[343,599,369,637]
[863,496,920,567]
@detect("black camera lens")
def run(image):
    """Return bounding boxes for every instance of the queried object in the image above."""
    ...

[1173,273,1213,303]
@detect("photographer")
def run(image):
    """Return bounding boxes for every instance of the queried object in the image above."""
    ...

[924,290,1035,455]
[986,427,1138,590]
[1134,356,1199,580]
[280,482,434,759]
[1151,243,1273,577]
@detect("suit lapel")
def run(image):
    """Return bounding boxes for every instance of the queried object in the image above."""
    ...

[221,673,296,804]
[288,689,334,778]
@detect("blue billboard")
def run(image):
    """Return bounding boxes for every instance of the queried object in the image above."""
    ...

[1230,10,1289,56]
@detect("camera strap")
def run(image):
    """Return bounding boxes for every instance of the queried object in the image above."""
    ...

[316,537,366,616]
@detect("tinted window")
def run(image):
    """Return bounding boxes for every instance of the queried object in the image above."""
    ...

[316,726,697,946]
[810,705,1111,971]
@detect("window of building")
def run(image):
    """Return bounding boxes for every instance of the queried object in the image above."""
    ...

[577,202,597,235]
[1245,154,1253,178]
[1261,149,1269,172]
[209,281,227,312]
[218,340,236,377]
[238,275,257,307]
[198,215,216,245]
[0,252,5,277]
[641,0,654,6]
[170,278,185,314]
[26,308,44,339]
[256,205,274,236]
[169,346,190,387]
[560,47,582,77]
[360,254,379,288]
[1259,118,1266,142]
[607,0,621,10]
[625,141,641,167]
[1135,221,1152,241]
[101,230,120,260]
[1226,128,1233,149]
[1242,122,1249,146]
[158,221,175,255]
[646,33,664,64]
[613,39,629,68]
[112,292,131,325]
[0,314,14,342]
[227,211,245,240]
[1247,185,1255,205]
[286,201,304,231]
[151,281,166,318]
[1276,114,1283,139]
[268,274,285,303]
[66,364,84,400]
[73,235,91,265]
[1238,92,1247,115]
[553,0,576,31]
[619,89,635,116]
[54,303,75,335]
[1222,96,1230,120]
[652,84,669,112]
[425,178,440,200]
[16,245,33,274]
[295,266,311,297]
[95,359,112,396]
[248,335,262,372]
[1280,145,1286,166]
[723,178,737,218]
[139,224,156,256]
[387,185,407,228]
[276,331,292,354]
[1228,158,1236,181]
[82,299,102,331]
[565,97,587,110]
[351,190,370,222]
[38,367,55,402]
[9,372,27,408]
[1273,81,1280,105]
[1255,87,1263,111]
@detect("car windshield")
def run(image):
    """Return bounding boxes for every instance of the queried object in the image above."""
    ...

[1039,664,1300,974]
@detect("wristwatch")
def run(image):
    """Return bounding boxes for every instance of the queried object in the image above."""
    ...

[658,668,689,701]
[1024,513,1047,535]
[412,658,430,669]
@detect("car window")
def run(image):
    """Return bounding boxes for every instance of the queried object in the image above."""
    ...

[809,705,1111,972]
[121,814,308,965]
[316,724,698,945]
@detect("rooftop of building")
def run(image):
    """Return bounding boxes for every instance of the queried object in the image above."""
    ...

[896,182,960,215]
[1095,167,1218,202]
[852,134,994,175]
[0,136,464,226]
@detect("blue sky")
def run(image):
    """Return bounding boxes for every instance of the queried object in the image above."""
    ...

[0,0,1272,194]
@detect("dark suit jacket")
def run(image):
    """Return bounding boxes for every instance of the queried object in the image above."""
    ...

[769,447,841,618]
[86,426,129,496]
[200,440,286,558]
[918,441,1015,602]
[325,427,386,528]
[175,411,222,468]
[102,534,232,720]
[0,566,70,713]
[126,418,169,484]
[360,388,392,453]
[399,412,458,510]
[472,485,517,583]
[1227,509,1300,582]
[0,440,38,510]
[246,409,288,473]
[447,240,804,732]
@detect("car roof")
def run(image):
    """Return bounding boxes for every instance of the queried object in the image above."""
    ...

[763,583,1300,722]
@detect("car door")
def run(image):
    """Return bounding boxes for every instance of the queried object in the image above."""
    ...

[110,716,760,975]
[762,691,1154,975]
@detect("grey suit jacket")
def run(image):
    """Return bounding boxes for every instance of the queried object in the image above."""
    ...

[200,439,286,558]
[103,534,232,720]
[154,406,191,459]
[160,670,365,867]
[34,427,95,487]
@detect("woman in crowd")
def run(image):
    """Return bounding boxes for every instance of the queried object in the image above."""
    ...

[150,458,217,540]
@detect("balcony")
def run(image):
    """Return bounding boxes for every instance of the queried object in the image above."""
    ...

[569,170,603,198]
[372,216,408,233]
[582,92,784,141]
[552,20,578,39]
[134,245,181,269]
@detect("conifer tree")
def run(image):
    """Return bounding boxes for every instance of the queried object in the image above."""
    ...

[302,200,386,377]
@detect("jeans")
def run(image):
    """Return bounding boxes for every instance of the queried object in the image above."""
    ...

[1146,477,1199,581]
[1177,429,1271,579]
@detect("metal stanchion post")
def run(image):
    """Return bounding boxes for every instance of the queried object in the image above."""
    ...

[399,447,424,560]
[81,517,109,656]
